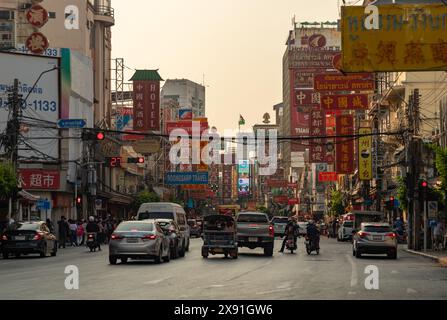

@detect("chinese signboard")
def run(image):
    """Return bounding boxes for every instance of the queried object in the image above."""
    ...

[309,108,326,163]
[294,90,321,108]
[289,50,341,70]
[321,93,369,110]
[133,81,160,131]
[358,127,373,180]
[336,115,354,174]
[314,73,375,91]
[318,172,338,182]
[19,170,60,190]
[341,4,447,72]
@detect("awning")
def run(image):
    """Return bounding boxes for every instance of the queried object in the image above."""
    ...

[19,190,41,202]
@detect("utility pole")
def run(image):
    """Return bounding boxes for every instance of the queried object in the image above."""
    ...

[406,92,415,249]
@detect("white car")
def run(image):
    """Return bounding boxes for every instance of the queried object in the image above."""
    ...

[338,220,354,242]
[297,222,308,236]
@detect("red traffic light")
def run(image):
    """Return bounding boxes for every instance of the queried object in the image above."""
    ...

[422,181,428,187]
[389,196,395,202]
[138,157,145,164]
[96,132,105,140]
[76,196,81,204]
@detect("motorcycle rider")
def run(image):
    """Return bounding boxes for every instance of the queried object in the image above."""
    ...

[86,216,101,251]
[279,217,299,253]
[306,220,320,250]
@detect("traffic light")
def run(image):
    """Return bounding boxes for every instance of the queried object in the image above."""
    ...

[127,157,145,164]
[421,181,428,188]
[389,196,395,202]
[75,196,82,206]
[96,132,105,140]
[81,130,106,141]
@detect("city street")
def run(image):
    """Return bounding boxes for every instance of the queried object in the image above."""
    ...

[1,237,446,300]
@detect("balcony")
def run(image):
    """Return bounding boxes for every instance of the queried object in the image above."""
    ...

[94,5,115,27]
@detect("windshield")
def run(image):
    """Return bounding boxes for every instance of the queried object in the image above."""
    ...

[272,218,288,224]
[138,212,174,220]
[158,222,172,230]
[237,214,268,223]
[7,223,39,231]
[115,222,154,232]
[363,225,392,233]
[343,221,354,227]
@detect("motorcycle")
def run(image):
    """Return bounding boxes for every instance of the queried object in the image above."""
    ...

[285,235,297,254]
[305,235,320,255]
[86,232,99,252]
[394,228,407,244]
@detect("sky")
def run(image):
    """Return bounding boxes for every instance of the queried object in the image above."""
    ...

[112,0,340,131]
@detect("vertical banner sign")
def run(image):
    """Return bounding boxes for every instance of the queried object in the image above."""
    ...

[291,70,310,151]
[336,115,354,174]
[358,127,373,180]
[133,81,147,131]
[309,108,326,163]
[147,81,160,131]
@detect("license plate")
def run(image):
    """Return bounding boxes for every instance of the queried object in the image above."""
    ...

[127,238,138,243]
[373,236,382,241]
[249,237,257,242]
[15,236,26,241]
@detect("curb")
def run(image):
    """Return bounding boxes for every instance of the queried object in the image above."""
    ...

[403,249,447,266]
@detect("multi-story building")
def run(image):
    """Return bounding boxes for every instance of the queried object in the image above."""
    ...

[161,79,205,118]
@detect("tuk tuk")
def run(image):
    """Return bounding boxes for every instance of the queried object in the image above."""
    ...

[201,214,238,259]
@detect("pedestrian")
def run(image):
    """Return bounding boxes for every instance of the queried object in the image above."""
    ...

[76,221,84,246]
[434,221,445,251]
[57,216,69,248]
[69,220,78,246]
[46,218,55,234]
[429,219,438,249]
[81,219,87,245]
[97,219,105,244]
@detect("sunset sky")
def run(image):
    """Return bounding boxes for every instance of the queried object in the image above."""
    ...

[112,0,340,131]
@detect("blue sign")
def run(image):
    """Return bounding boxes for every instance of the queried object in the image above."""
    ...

[57,119,86,129]
[36,200,51,210]
[165,172,209,185]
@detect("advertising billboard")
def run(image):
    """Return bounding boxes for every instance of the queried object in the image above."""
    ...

[0,52,60,159]
[238,160,250,196]
[293,28,341,50]
[179,108,193,120]
[341,4,447,72]
[309,108,326,163]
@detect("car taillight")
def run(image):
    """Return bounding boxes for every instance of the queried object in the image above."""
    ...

[33,232,43,240]
[142,234,156,240]
[358,231,370,239]
[386,232,396,238]
[1,235,7,241]
[269,225,274,237]
[110,234,123,240]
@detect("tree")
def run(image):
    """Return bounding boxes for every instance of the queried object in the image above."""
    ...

[396,176,408,212]
[329,190,344,217]
[0,162,17,197]
[133,191,160,211]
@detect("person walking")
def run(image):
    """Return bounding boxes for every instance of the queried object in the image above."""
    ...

[81,219,87,245]
[76,221,84,246]
[434,221,445,251]
[46,218,55,234]
[68,220,78,246]
[57,216,69,249]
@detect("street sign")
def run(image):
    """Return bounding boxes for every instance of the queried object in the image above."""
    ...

[428,201,438,219]
[165,172,209,185]
[36,199,51,210]
[57,119,86,129]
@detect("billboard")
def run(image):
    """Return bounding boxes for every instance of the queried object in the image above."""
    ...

[0,52,60,159]
[294,90,321,109]
[116,107,133,131]
[165,172,209,185]
[18,169,60,190]
[358,127,373,180]
[289,50,341,70]
[179,108,193,120]
[314,73,375,91]
[238,160,250,196]
[294,28,341,50]
[341,4,447,72]
[318,172,338,182]
[132,80,160,131]
[336,115,354,174]
[294,71,314,89]
[321,93,369,110]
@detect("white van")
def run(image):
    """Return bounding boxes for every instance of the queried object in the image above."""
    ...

[136,202,190,251]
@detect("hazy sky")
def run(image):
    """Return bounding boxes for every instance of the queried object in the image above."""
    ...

[112,0,340,131]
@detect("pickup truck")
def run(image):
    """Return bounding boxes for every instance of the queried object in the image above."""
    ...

[236,212,275,256]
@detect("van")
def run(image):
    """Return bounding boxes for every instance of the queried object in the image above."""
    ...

[136,202,190,251]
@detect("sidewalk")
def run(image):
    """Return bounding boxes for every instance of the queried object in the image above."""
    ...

[402,245,447,267]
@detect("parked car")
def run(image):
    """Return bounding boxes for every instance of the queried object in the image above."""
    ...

[271,216,289,237]
[157,219,185,259]
[109,220,171,265]
[236,212,274,256]
[188,219,202,238]
[136,202,190,252]
[1,221,57,259]
[338,220,354,242]
[352,222,398,259]
[297,222,309,236]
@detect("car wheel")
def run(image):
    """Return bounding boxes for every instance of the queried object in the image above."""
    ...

[154,247,162,264]
[388,251,397,260]
[185,238,190,252]
[121,257,128,264]
[40,244,47,258]
[2,252,8,259]
[163,248,171,263]
[51,243,57,257]
[352,249,356,257]
[109,255,117,265]
[232,249,238,259]
[179,242,186,258]
[355,250,362,258]
[264,243,274,257]
[201,247,209,258]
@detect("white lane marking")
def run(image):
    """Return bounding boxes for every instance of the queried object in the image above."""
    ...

[256,287,293,295]
[144,277,172,285]
[208,284,226,288]
[391,270,399,274]
[406,288,417,294]
[346,254,358,287]
[348,291,357,295]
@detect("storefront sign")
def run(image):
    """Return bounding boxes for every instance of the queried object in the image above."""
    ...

[18,170,60,190]
[358,127,373,180]
[321,93,369,110]
[310,108,326,163]
[336,115,354,174]
[314,73,375,91]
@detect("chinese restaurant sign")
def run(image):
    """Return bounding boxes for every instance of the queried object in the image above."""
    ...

[341,4,447,72]
[309,108,326,163]
[314,73,375,91]
[133,81,160,131]
[19,170,60,190]
[336,115,354,174]
[321,93,369,110]
[358,127,373,180]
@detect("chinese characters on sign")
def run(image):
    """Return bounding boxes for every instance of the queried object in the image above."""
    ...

[341,4,447,72]
[310,109,326,163]
[336,115,354,174]
[132,81,161,131]
[314,73,375,91]
[294,90,321,108]
[358,127,373,180]
[321,94,369,110]
[18,170,60,190]
[318,172,338,182]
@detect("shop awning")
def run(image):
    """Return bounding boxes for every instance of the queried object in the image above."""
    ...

[19,190,40,202]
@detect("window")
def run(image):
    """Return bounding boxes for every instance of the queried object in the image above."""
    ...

[363,225,391,233]
[138,212,174,220]
[237,214,268,223]
[115,222,154,232]
[177,212,186,225]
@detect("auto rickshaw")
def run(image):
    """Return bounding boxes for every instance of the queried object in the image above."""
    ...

[201,214,238,259]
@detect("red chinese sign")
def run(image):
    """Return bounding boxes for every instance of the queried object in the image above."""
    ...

[133,81,161,131]
[25,32,49,55]
[165,121,209,135]
[18,170,60,190]
[318,172,338,182]
[26,4,49,28]
[309,108,326,163]
[336,115,354,174]
[314,73,375,91]
[266,179,288,188]
[294,89,321,108]
[321,94,369,110]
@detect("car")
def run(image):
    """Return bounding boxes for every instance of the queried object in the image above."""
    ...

[109,220,171,265]
[270,216,289,237]
[187,219,202,238]
[1,221,57,259]
[236,212,275,256]
[297,222,308,236]
[157,219,185,259]
[352,222,398,259]
[338,220,354,242]
[136,202,190,252]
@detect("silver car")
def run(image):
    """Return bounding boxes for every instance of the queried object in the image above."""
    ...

[271,216,289,237]
[352,223,398,259]
[109,220,170,265]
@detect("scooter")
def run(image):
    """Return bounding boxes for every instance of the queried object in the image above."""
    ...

[305,236,320,255]
[394,228,407,244]
[86,232,99,252]
[285,235,297,254]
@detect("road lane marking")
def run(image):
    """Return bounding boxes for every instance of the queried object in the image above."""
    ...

[144,277,172,285]
[406,288,417,294]
[346,254,358,287]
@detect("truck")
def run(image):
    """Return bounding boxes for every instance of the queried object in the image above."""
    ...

[235,212,275,256]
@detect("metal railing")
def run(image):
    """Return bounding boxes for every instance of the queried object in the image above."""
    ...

[95,5,114,18]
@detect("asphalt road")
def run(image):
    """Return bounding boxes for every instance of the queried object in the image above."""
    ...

[0,237,446,300]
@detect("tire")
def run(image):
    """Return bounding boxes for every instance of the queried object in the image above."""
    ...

[290,249,294,254]
[337,236,341,242]
[352,250,356,257]
[388,251,397,260]
[40,244,47,258]
[232,249,238,259]
[224,253,229,258]
[201,247,209,259]
[2,252,8,259]
[355,250,362,258]
[264,243,274,257]
[171,245,178,259]
[185,238,190,252]
[163,248,171,263]
[109,256,117,265]
[306,248,311,255]
[121,257,128,264]
[316,249,320,255]
[51,243,57,257]
[154,247,162,264]
[89,247,93,252]
[179,242,186,258]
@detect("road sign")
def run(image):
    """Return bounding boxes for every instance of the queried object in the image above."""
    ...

[165,172,209,185]
[428,201,438,219]
[57,119,86,129]
[36,199,51,210]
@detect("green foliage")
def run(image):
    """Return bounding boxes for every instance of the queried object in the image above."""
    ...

[0,162,17,196]
[330,190,344,217]
[256,206,270,215]
[133,191,160,210]
[396,176,408,211]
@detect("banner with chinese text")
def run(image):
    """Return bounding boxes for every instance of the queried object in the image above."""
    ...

[133,81,160,131]
[358,127,373,180]
[321,94,369,110]
[310,108,326,163]
[336,115,354,174]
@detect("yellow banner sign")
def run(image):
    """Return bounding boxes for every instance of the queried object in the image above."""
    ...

[341,4,447,72]
[358,127,372,181]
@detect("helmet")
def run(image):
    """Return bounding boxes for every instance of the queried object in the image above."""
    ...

[89,216,94,222]
[308,220,315,224]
